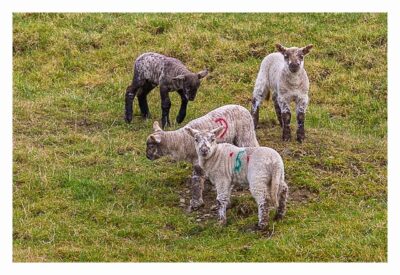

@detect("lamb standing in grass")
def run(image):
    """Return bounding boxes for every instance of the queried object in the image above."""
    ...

[146,105,259,211]
[251,44,313,142]
[125,52,208,128]
[185,126,288,230]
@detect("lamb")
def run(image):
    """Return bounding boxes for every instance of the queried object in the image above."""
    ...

[185,126,288,230]
[251,44,313,142]
[125,52,208,128]
[145,104,259,211]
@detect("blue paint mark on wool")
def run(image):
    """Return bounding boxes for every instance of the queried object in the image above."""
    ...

[234,150,245,173]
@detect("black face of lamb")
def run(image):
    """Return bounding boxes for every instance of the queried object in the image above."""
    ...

[183,75,201,101]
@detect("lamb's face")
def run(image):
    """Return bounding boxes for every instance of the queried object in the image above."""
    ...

[146,132,163,160]
[276,44,313,73]
[193,131,217,159]
[185,126,224,159]
[146,121,165,160]
[174,69,208,101]
[183,74,201,101]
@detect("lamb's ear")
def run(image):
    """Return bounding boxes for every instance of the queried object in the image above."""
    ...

[210,125,225,138]
[301,44,313,55]
[184,127,199,137]
[276,43,287,54]
[150,134,161,143]
[197,69,208,79]
[172,75,185,81]
[153,121,162,132]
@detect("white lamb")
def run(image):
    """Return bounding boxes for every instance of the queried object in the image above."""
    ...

[185,126,288,230]
[251,43,313,142]
[146,104,259,211]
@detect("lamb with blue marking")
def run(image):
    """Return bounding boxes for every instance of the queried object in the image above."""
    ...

[185,126,288,230]
[146,104,259,211]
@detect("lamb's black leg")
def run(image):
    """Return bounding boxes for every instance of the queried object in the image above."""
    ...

[296,112,306,143]
[282,112,291,141]
[160,87,171,128]
[176,89,188,124]
[125,82,140,123]
[272,94,283,127]
[138,82,155,119]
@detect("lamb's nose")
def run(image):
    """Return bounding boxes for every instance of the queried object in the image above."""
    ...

[289,63,300,72]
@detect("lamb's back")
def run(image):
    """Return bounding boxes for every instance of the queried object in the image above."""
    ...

[134,52,189,84]
[186,105,257,146]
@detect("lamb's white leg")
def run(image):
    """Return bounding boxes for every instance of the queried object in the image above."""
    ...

[189,164,205,211]
[274,181,288,221]
[215,180,232,226]
[251,79,269,129]
[249,179,271,230]
[277,95,292,141]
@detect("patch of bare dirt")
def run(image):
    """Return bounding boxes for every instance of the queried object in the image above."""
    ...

[65,118,103,133]
[178,178,318,223]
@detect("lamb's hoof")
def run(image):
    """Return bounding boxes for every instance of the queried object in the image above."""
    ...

[296,136,304,143]
[125,114,132,123]
[141,113,152,119]
[217,218,227,227]
[188,200,204,212]
[176,115,186,124]
[282,135,291,142]
[257,223,269,231]
[274,213,284,221]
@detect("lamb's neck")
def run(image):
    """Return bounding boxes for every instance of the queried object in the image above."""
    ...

[173,64,191,76]
[199,147,223,172]
[281,67,306,88]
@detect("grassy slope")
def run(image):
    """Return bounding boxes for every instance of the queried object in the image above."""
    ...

[13,13,387,262]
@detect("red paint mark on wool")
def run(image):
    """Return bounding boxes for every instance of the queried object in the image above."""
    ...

[247,156,250,163]
[214,117,228,138]
[229,152,233,157]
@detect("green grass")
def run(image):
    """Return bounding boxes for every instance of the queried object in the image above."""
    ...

[13,13,387,262]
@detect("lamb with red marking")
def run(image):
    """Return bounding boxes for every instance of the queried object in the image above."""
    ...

[145,104,259,211]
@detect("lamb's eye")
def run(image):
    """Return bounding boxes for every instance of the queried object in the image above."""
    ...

[210,137,216,142]
[284,54,289,58]
[195,137,199,143]
[298,54,304,59]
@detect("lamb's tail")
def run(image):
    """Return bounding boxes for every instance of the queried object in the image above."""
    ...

[265,89,271,101]
[270,165,282,208]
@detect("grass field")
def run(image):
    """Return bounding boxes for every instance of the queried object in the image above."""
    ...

[13,13,387,262]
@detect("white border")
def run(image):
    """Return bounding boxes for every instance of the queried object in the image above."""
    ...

[3,0,391,12]
[1,0,398,274]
